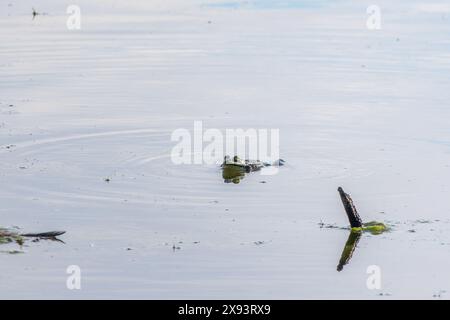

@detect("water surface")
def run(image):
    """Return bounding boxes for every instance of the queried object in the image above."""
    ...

[1,0,450,299]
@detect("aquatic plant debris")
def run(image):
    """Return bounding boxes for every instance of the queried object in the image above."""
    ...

[319,221,388,235]
[0,227,23,245]
[0,228,66,251]
[32,8,39,19]
[351,221,389,235]
[31,8,48,19]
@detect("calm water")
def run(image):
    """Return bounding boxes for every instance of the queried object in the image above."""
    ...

[1,0,450,299]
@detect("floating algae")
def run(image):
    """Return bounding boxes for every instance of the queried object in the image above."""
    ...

[0,228,24,246]
[351,221,389,235]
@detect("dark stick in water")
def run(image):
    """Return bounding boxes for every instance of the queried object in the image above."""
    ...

[20,231,66,238]
[337,187,363,228]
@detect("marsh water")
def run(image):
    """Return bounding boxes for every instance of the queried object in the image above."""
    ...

[1,0,450,299]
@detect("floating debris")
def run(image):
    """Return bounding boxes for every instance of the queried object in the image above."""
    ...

[378,292,392,297]
[318,221,342,230]
[21,231,65,238]
[332,187,390,271]
[433,290,446,298]
[31,7,49,20]
[0,227,66,251]
[3,250,24,255]
[32,8,39,19]
[414,219,432,224]
[338,187,388,235]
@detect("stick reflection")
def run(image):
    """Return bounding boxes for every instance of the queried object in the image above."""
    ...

[337,231,362,272]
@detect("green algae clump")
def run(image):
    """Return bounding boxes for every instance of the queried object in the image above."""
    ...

[351,221,389,235]
[0,228,24,246]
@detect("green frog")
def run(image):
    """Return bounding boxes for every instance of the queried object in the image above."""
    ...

[221,156,285,183]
